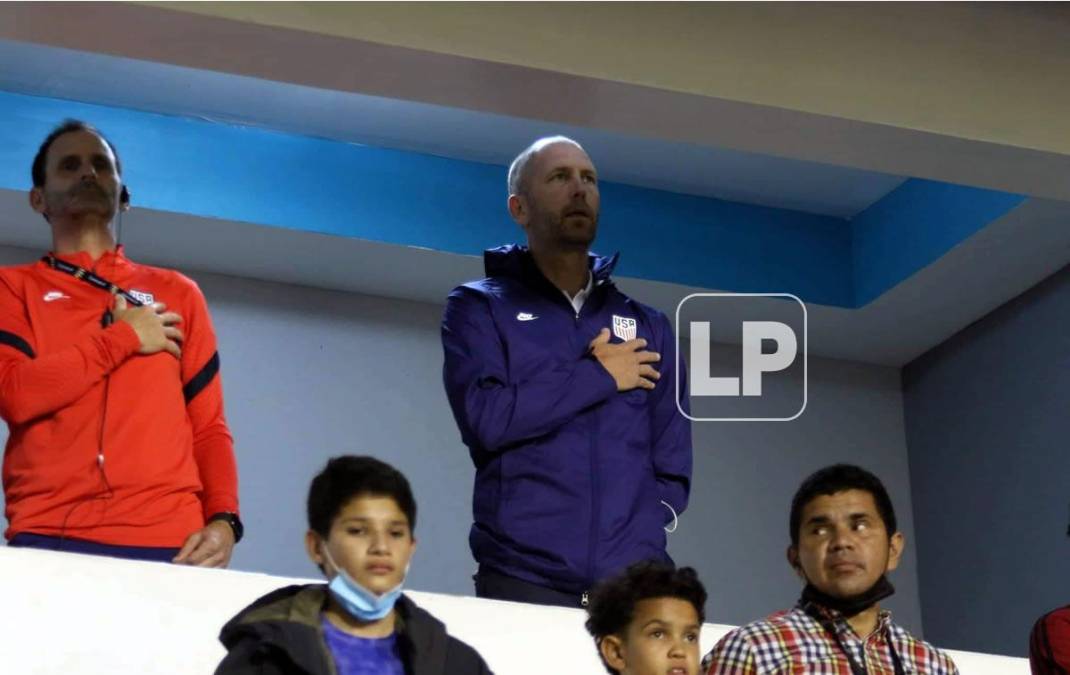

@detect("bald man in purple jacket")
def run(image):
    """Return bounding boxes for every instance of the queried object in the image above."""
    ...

[441,136,692,608]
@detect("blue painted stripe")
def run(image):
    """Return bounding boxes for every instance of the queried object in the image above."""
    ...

[598,184,852,306]
[851,179,1025,306]
[0,90,855,305]
[0,90,1025,308]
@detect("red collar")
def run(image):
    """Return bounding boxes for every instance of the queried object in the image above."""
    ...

[46,245,131,272]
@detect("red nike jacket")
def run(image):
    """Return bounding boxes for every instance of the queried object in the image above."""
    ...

[0,247,238,547]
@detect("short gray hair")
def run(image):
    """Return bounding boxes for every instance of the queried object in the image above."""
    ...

[507,135,585,197]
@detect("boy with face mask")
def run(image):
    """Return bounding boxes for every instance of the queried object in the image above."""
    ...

[215,456,492,675]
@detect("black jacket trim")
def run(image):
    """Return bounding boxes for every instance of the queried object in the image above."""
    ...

[0,330,34,359]
[184,351,220,404]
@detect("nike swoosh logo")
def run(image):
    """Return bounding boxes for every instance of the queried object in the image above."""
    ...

[516,312,538,321]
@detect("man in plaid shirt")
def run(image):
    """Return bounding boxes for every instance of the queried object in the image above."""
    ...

[704,464,958,675]
[1030,605,1070,674]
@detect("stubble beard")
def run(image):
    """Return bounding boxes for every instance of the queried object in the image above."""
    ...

[531,207,598,253]
[46,182,116,222]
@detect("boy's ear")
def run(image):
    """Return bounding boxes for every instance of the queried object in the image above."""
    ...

[599,635,627,673]
[305,530,326,569]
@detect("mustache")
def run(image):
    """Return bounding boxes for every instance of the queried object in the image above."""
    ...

[69,181,111,199]
[562,203,594,218]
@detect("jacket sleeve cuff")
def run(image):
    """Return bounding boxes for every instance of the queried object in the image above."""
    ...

[582,355,620,401]
[103,321,142,363]
[202,496,240,520]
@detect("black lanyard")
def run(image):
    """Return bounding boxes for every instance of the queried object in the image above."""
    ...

[43,255,145,306]
[42,255,144,326]
[804,604,907,675]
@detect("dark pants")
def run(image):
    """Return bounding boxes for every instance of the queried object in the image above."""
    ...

[474,567,587,609]
[8,532,180,563]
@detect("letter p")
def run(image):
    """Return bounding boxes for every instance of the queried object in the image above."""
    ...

[741,321,797,396]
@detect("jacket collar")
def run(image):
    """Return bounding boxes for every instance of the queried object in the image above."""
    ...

[396,594,449,673]
[483,244,619,286]
[220,584,449,675]
[220,585,333,675]
[46,245,132,274]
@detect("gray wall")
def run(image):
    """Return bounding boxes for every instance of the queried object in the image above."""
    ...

[904,264,1070,657]
[671,343,923,633]
[0,245,923,632]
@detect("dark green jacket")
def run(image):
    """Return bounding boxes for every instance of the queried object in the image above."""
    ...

[215,585,493,675]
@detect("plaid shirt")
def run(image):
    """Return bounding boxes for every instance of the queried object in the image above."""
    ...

[1030,605,1070,674]
[704,604,959,675]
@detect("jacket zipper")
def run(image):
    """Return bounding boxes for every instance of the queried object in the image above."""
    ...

[576,296,600,591]
[550,274,603,592]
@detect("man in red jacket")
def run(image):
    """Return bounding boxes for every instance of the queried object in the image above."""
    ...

[0,120,241,565]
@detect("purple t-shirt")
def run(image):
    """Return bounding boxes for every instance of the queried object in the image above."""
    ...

[321,616,405,675]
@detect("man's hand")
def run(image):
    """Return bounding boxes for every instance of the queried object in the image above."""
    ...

[172,520,235,568]
[589,327,661,391]
[113,295,183,359]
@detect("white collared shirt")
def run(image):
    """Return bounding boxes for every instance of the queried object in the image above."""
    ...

[561,273,594,315]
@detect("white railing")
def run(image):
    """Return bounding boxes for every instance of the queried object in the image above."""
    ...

[0,547,1027,674]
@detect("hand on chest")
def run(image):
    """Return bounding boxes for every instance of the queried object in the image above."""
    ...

[497,290,650,378]
[31,277,175,355]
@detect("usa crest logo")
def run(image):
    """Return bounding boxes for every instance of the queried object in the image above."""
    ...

[129,289,155,305]
[612,315,637,341]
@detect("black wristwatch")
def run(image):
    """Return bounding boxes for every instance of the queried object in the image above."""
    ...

[208,512,244,544]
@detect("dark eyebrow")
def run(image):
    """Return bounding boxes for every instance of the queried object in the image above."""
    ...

[640,619,668,630]
[339,517,408,527]
[56,152,113,167]
[804,515,832,527]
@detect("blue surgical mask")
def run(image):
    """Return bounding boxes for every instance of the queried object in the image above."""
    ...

[322,546,406,622]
